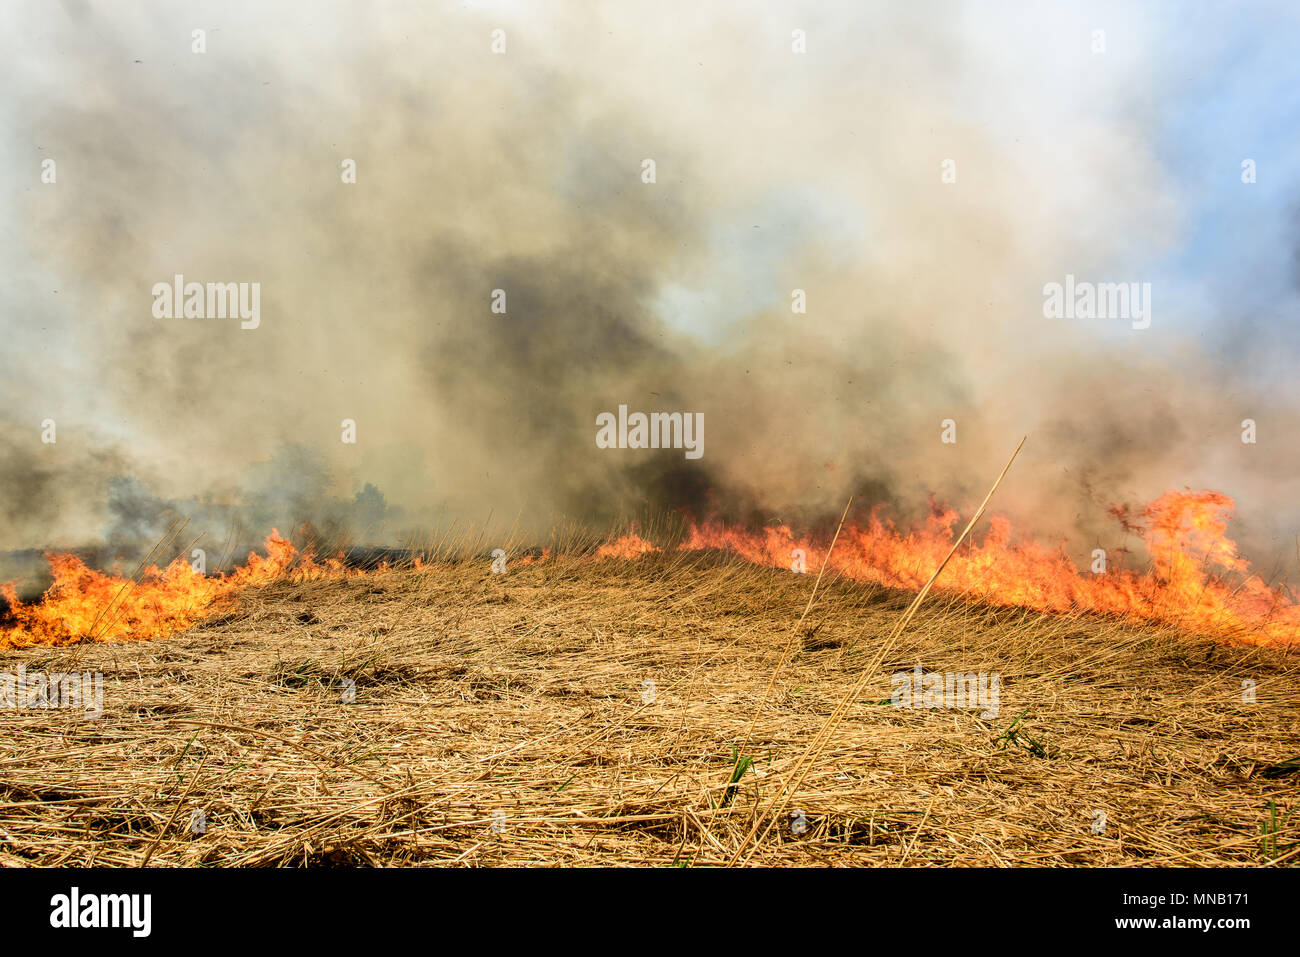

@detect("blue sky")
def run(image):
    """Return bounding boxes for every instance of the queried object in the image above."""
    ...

[1149,3,1300,357]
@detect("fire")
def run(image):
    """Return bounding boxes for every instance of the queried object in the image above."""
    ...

[0,530,348,649]
[596,532,660,560]
[681,490,1299,645]
[4,490,1296,648]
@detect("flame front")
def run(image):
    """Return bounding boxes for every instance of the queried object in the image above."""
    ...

[595,532,659,560]
[0,530,347,648]
[4,490,1297,648]
[680,490,1299,645]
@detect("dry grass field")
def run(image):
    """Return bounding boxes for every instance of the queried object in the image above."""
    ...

[2,547,1298,867]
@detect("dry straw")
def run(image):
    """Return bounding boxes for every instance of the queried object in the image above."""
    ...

[1,474,1298,867]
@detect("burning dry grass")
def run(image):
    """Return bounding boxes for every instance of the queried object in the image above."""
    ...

[1,547,1298,867]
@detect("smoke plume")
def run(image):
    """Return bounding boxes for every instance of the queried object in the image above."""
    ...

[3,1,1298,586]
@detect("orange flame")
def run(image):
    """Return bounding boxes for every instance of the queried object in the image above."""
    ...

[596,532,660,560]
[0,530,349,649]
[4,490,1296,648]
[680,490,1299,645]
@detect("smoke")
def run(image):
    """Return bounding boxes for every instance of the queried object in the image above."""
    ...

[2,1,1298,582]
